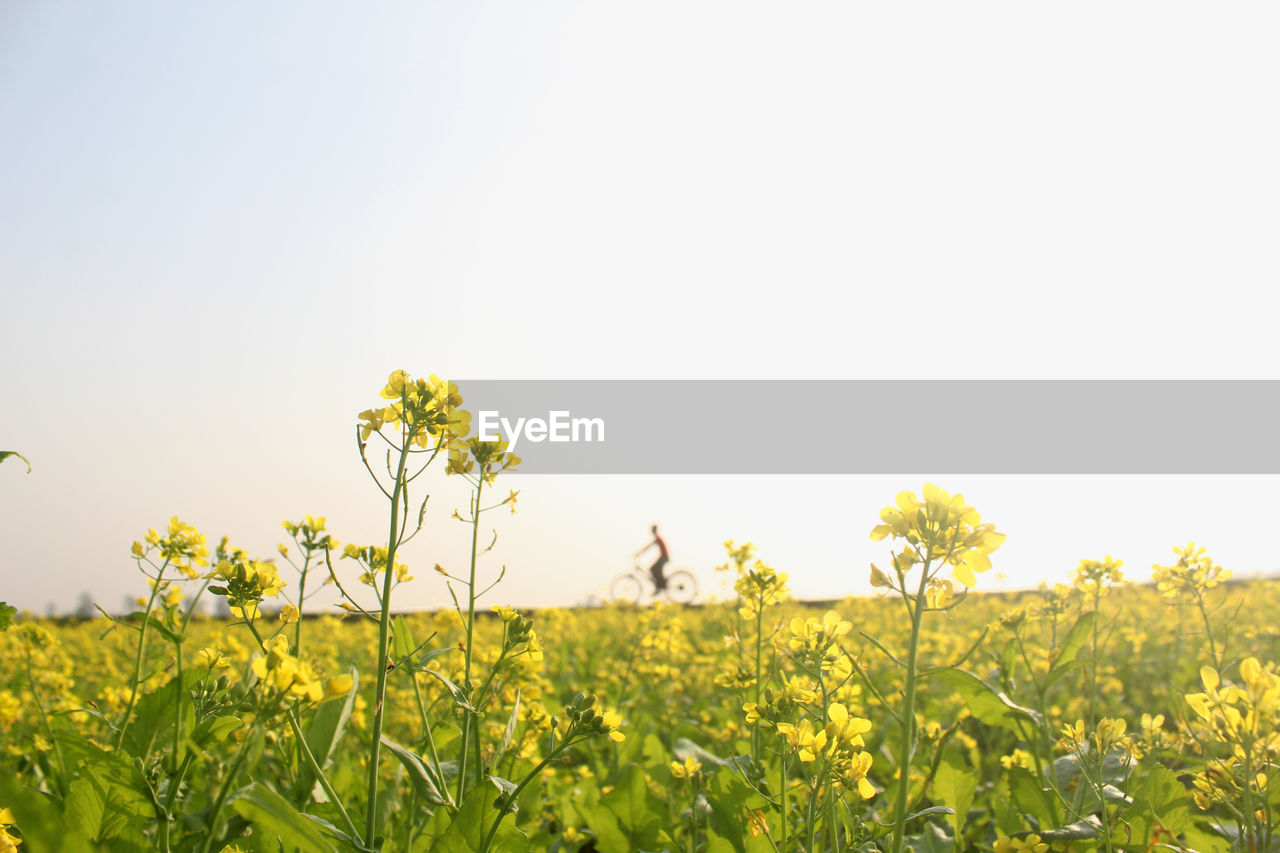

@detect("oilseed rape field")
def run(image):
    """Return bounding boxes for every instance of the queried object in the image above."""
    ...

[2,373,1278,853]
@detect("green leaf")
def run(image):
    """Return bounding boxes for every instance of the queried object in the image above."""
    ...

[1005,766,1056,828]
[297,666,359,802]
[1042,658,1087,691]
[487,775,519,814]
[64,754,154,845]
[427,786,525,853]
[120,669,200,761]
[1053,610,1099,669]
[0,601,14,631]
[1120,763,1188,848]
[1044,748,1133,814]
[1040,816,1102,841]
[230,782,341,853]
[423,668,478,713]
[192,715,242,749]
[928,669,1042,734]
[493,688,521,767]
[139,613,182,644]
[933,754,977,847]
[0,450,32,472]
[393,615,417,661]
[380,735,453,806]
[1001,638,1018,681]
[905,806,955,822]
[583,763,663,853]
[0,774,97,852]
[906,822,955,853]
[703,770,755,853]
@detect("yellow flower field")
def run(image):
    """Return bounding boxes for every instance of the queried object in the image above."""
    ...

[1,373,1276,853]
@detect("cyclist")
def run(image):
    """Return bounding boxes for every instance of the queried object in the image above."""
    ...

[635,524,670,592]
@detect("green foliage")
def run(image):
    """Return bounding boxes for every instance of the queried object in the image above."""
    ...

[0,450,31,472]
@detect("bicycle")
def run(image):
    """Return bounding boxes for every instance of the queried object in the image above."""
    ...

[609,563,699,604]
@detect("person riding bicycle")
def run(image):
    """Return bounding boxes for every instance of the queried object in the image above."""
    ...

[635,524,670,592]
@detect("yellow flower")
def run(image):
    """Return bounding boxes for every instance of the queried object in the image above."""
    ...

[735,560,791,616]
[825,702,872,748]
[1012,834,1050,853]
[869,564,894,589]
[601,710,625,742]
[870,484,1004,590]
[924,578,953,609]
[0,807,19,853]
[1073,556,1124,597]
[324,674,354,698]
[1000,749,1033,770]
[139,517,211,575]
[196,647,229,669]
[670,755,702,779]
[1152,542,1230,601]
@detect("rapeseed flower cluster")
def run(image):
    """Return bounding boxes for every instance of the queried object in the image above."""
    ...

[1152,542,1231,600]
[1185,657,1280,818]
[743,676,816,728]
[206,558,287,619]
[492,605,544,664]
[786,610,853,678]
[133,516,211,578]
[358,370,470,448]
[734,560,791,617]
[777,702,876,798]
[560,692,625,743]
[343,544,413,589]
[447,436,522,483]
[870,484,1005,589]
[251,634,353,705]
[1072,556,1124,597]
[280,515,338,555]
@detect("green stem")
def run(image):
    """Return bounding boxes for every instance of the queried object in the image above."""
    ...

[780,746,789,853]
[295,550,309,656]
[365,434,411,844]
[480,735,575,853]
[889,557,931,853]
[1089,588,1101,729]
[753,605,764,763]
[1194,590,1220,671]
[688,787,698,853]
[242,618,363,843]
[198,733,254,853]
[172,641,184,773]
[410,671,447,803]
[22,643,69,796]
[156,753,194,853]
[116,562,168,749]
[457,476,485,801]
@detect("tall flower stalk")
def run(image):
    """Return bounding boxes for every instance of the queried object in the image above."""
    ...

[442,434,521,801]
[868,484,1004,853]
[353,371,469,845]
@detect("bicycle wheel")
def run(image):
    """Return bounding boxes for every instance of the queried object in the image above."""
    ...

[662,570,698,604]
[609,572,645,604]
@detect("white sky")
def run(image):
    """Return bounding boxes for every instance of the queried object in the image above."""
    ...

[2,2,1279,613]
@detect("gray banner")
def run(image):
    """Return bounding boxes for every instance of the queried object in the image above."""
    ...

[453,380,1279,474]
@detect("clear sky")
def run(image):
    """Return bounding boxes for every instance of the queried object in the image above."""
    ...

[3,2,1279,614]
